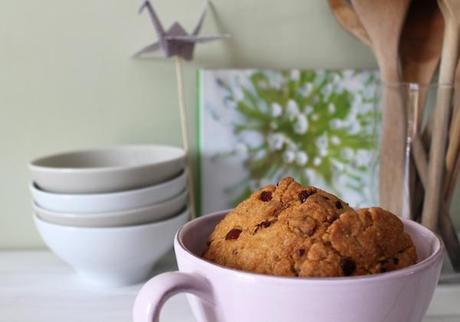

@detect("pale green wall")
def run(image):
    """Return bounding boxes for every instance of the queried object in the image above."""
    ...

[0,0,458,248]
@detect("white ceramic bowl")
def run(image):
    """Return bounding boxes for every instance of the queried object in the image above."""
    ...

[34,208,189,287]
[30,170,187,213]
[29,145,185,193]
[33,191,187,228]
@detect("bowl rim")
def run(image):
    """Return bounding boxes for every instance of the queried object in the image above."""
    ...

[28,145,185,173]
[33,189,187,217]
[177,210,444,285]
[34,207,190,231]
[30,169,187,198]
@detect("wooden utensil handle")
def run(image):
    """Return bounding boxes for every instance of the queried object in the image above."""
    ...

[412,136,460,272]
[328,0,372,48]
[379,85,407,215]
[422,85,455,230]
[412,136,428,186]
[445,150,460,205]
[439,206,460,272]
[444,100,460,203]
[175,57,197,219]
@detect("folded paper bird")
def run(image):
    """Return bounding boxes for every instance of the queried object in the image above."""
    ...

[133,0,229,220]
[134,0,229,60]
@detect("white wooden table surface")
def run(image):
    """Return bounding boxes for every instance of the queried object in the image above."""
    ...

[1,251,460,322]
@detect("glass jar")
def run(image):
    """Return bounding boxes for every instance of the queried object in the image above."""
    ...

[379,82,459,284]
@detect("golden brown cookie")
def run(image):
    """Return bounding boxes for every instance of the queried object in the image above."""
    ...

[202,177,417,277]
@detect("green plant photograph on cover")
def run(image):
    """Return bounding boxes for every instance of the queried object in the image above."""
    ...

[199,69,380,214]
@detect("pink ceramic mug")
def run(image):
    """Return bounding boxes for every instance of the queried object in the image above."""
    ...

[133,210,443,322]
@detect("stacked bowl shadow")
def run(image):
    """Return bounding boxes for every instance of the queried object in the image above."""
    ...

[29,145,189,287]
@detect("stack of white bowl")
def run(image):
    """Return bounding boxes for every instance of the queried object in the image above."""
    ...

[29,145,189,287]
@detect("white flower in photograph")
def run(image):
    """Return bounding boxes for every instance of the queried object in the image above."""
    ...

[362,85,377,100]
[258,80,268,89]
[356,150,373,166]
[300,83,313,97]
[294,114,308,134]
[330,119,344,129]
[269,73,284,89]
[341,148,354,159]
[332,159,345,171]
[268,133,285,151]
[332,73,341,84]
[319,148,328,157]
[286,99,300,120]
[341,71,363,93]
[317,134,329,157]
[315,70,327,83]
[233,87,245,101]
[343,70,354,80]
[330,135,341,145]
[235,143,248,155]
[328,103,336,114]
[295,151,308,166]
[304,169,325,188]
[353,93,363,109]
[253,149,267,160]
[271,102,283,117]
[316,134,328,150]
[283,149,296,163]
[259,99,270,114]
[241,130,264,148]
[304,105,313,114]
[311,114,320,121]
[285,138,297,151]
[290,69,300,81]
[225,100,237,110]
[335,82,345,94]
[348,122,361,135]
[313,157,322,166]
[322,83,333,98]
[270,121,278,130]
[360,103,373,114]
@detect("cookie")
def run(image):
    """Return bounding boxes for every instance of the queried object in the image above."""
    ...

[202,177,417,277]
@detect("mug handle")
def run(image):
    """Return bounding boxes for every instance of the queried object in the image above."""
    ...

[133,271,214,322]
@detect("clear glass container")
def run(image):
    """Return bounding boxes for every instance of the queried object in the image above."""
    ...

[379,83,459,284]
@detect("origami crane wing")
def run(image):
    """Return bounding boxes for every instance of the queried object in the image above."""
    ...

[192,1,208,36]
[165,34,230,43]
[133,42,161,57]
[140,1,165,36]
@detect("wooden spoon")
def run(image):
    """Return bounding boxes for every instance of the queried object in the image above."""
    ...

[400,0,444,86]
[422,0,460,230]
[328,0,441,218]
[400,0,444,131]
[328,0,411,216]
[400,0,444,219]
[351,0,411,216]
[422,57,460,148]
[328,0,371,48]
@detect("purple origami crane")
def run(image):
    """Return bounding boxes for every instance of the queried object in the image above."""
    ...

[134,0,229,60]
